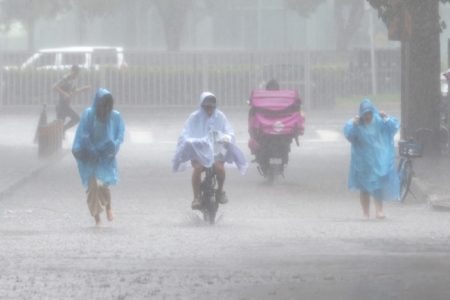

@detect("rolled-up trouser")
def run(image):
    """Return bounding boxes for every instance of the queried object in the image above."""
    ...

[86,177,111,217]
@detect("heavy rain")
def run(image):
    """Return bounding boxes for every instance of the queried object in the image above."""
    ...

[1,0,450,299]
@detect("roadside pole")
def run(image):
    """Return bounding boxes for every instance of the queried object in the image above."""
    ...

[365,1,377,95]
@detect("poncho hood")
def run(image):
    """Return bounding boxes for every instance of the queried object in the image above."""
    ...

[198,92,218,118]
[359,99,379,118]
[92,88,111,112]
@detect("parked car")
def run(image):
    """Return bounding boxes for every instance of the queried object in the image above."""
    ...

[17,46,127,70]
[1,47,127,105]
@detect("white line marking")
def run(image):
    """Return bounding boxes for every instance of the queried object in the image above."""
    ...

[315,130,342,142]
[130,131,154,144]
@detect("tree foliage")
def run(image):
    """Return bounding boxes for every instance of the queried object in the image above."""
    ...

[0,0,125,50]
[0,0,70,28]
[150,0,218,51]
[367,0,450,35]
[73,0,123,20]
[286,0,365,51]
[151,0,198,51]
[0,0,71,50]
[334,0,365,51]
[284,0,327,18]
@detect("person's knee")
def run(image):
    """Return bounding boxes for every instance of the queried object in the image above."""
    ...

[192,162,204,174]
[360,191,369,197]
[214,162,225,175]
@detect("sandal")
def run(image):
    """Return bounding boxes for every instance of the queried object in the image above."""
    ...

[216,191,228,204]
[191,199,201,210]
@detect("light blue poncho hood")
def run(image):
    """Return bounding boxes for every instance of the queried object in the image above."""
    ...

[344,99,400,201]
[72,88,125,188]
[172,92,248,174]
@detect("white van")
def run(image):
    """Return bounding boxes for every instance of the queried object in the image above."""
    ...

[20,46,127,70]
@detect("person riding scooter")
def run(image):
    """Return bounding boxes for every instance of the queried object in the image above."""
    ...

[248,79,305,182]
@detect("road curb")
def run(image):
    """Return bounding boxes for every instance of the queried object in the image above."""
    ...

[411,177,450,212]
[0,149,70,201]
[427,195,450,212]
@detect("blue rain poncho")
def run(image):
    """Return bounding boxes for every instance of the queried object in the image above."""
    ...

[344,99,400,201]
[172,92,248,174]
[72,88,125,188]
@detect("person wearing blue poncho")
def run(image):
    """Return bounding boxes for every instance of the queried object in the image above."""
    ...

[72,88,125,227]
[173,92,248,210]
[344,99,400,220]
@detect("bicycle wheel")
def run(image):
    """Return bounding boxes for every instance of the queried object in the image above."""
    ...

[399,159,413,202]
[207,204,217,225]
[200,192,217,224]
[202,200,217,224]
[266,164,279,185]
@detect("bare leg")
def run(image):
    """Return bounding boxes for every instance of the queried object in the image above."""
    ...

[214,161,226,193]
[94,215,102,227]
[191,161,204,201]
[375,200,385,219]
[106,204,114,222]
[360,191,370,220]
[97,183,113,222]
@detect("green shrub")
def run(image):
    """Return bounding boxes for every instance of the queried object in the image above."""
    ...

[310,63,349,80]
[334,94,400,107]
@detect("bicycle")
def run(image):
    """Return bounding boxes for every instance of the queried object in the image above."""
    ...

[198,131,227,224]
[199,165,219,224]
[397,127,425,201]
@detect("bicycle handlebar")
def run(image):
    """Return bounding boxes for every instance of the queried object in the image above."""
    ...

[416,128,434,134]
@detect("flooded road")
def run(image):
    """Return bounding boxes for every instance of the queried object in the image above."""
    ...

[1,107,450,299]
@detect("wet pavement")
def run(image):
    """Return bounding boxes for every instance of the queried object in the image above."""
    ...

[1,105,450,299]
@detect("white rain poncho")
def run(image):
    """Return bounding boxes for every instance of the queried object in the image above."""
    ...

[172,92,248,174]
[72,88,125,188]
[344,99,400,201]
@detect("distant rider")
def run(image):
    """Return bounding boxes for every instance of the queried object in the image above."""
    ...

[53,64,91,134]
[265,78,280,91]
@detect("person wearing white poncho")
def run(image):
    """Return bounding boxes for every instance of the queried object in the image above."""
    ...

[172,92,248,210]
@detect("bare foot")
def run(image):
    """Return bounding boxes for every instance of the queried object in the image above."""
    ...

[362,215,370,221]
[376,214,386,220]
[106,209,115,222]
[94,215,102,227]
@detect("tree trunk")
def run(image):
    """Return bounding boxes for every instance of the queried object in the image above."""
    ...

[124,0,139,48]
[78,10,87,45]
[404,0,441,155]
[154,0,189,52]
[334,0,364,51]
[26,18,35,52]
[162,16,185,51]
